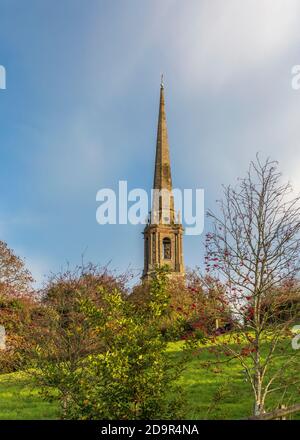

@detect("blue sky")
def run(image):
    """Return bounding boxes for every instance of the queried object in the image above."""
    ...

[1,0,300,285]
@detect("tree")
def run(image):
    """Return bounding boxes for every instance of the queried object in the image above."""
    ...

[205,156,300,416]
[33,267,186,419]
[130,269,231,340]
[0,292,39,372]
[29,264,129,415]
[0,240,33,294]
[0,241,34,372]
[129,274,192,339]
[185,269,233,335]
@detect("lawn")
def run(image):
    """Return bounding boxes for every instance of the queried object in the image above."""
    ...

[0,340,299,420]
[168,338,300,420]
[0,372,59,420]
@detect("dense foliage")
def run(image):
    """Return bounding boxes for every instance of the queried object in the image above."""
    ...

[0,241,35,372]
[130,269,232,339]
[32,267,187,419]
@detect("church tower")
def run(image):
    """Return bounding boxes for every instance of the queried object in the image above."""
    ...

[142,78,184,279]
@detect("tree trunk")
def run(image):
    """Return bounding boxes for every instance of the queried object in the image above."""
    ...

[253,352,264,416]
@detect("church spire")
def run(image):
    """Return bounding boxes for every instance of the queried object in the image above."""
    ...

[142,79,184,279]
[153,77,173,192]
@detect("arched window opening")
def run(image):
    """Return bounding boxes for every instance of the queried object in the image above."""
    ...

[163,237,171,260]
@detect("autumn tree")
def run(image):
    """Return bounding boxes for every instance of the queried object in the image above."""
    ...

[33,267,186,419]
[206,156,300,416]
[29,264,130,393]
[0,240,34,371]
[0,240,33,294]
[185,269,233,335]
[130,268,232,340]
[129,274,191,338]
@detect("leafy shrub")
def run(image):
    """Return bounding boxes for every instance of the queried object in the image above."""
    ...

[33,267,187,419]
[130,269,233,340]
[0,292,38,372]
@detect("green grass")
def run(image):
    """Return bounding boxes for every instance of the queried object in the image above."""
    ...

[0,339,299,420]
[0,372,59,420]
[167,339,300,420]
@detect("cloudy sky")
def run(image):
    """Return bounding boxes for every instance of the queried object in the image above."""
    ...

[0,0,300,285]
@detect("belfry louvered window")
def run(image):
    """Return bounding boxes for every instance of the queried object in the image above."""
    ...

[163,237,171,260]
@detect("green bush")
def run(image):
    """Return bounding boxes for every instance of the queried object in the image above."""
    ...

[34,267,187,419]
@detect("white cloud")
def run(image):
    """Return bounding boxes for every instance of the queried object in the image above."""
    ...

[167,0,300,89]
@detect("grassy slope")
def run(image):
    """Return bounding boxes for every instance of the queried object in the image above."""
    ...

[0,372,58,420]
[168,340,300,420]
[0,340,299,420]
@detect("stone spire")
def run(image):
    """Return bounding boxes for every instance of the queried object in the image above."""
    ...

[153,77,173,192]
[152,78,175,224]
[142,79,184,279]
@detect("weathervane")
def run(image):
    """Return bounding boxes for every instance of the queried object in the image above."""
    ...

[160,73,164,88]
